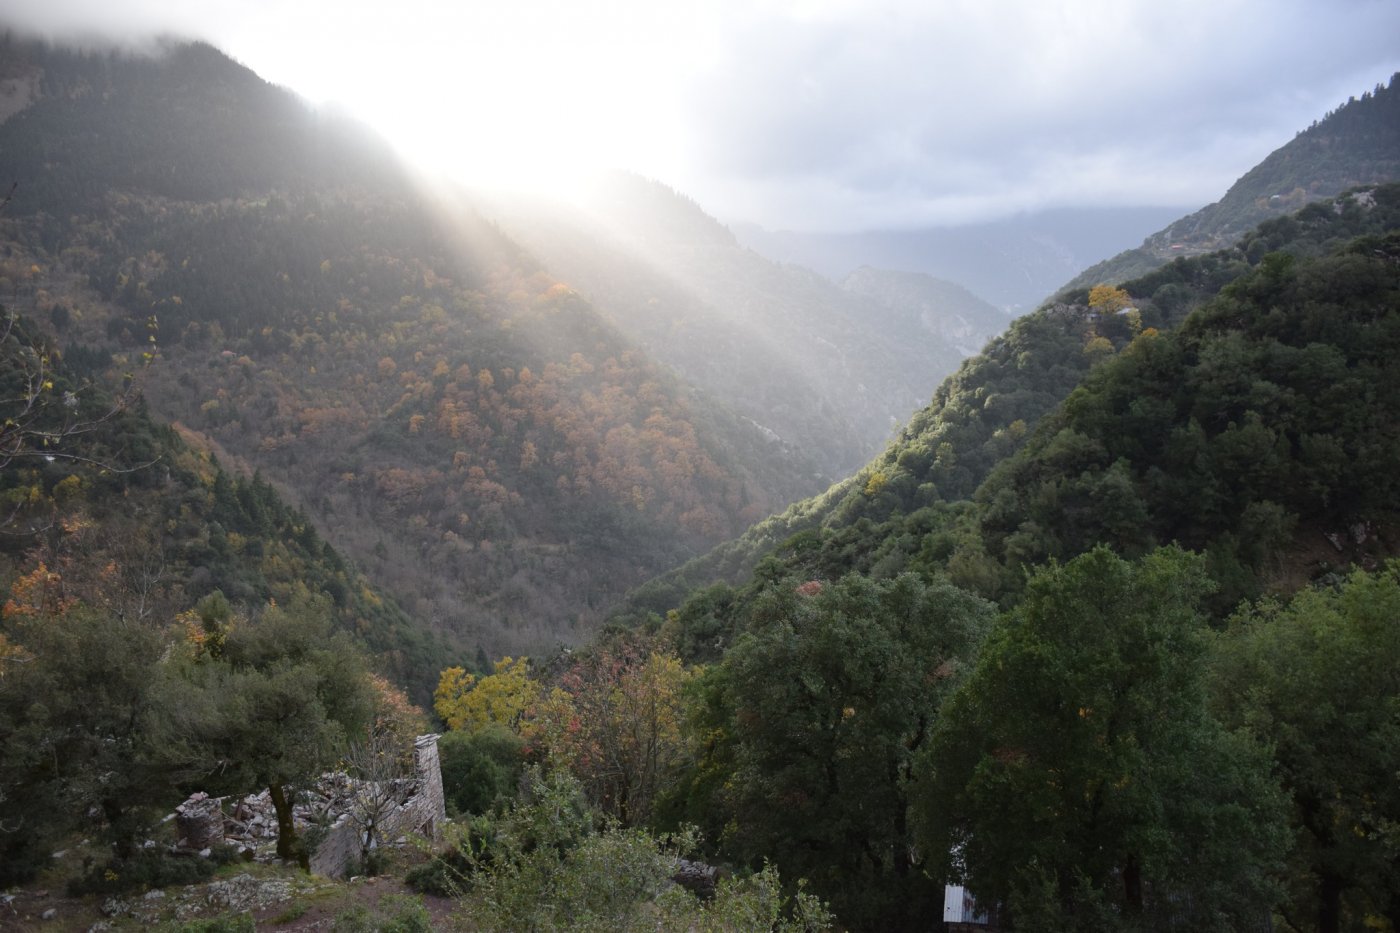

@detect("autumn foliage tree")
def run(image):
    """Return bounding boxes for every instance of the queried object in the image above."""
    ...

[528,644,695,826]
[434,656,542,733]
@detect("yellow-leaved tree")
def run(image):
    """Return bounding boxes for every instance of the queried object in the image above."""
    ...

[1087,283,1132,313]
[434,656,541,732]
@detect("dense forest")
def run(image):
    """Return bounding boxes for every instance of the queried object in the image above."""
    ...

[2,30,1399,933]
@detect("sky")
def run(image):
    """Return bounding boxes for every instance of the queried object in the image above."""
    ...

[3,0,1399,232]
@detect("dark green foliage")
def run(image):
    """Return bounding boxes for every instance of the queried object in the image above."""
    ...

[686,573,994,929]
[438,724,525,816]
[1211,567,1400,932]
[66,847,225,896]
[611,296,1112,634]
[974,231,1400,609]
[916,548,1287,932]
[404,814,497,897]
[149,595,377,868]
[619,191,1400,637]
[0,606,168,883]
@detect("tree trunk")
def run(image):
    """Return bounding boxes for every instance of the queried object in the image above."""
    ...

[1122,855,1143,915]
[268,783,309,872]
[1316,870,1343,933]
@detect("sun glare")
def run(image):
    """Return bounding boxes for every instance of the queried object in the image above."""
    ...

[233,1,717,200]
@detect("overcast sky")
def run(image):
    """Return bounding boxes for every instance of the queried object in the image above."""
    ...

[3,0,1399,231]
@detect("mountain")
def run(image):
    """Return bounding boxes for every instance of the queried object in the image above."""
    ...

[615,183,1400,644]
[0,304,449,701]
[0,36,820,660]
[1060,73,1400,295]
[839,266,1008,359]
[733,205,1184,313]
[477,173,983,480]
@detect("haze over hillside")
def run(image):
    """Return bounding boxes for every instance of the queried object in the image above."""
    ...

[0,34,1029,663]
[0,38,826,659]
[734,205,1183,312]
[479,174,992,479]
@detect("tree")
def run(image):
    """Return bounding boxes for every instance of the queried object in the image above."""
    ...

[0,602,167,882]
[434,656,541,733]
[916,547,1287,931]
[710,573,993,929]
[153,594,376,869]
[1211,567,1400,933]
[1088,284,1132,314]
[531,643,695,826]
[342,724,411,874]
[438,724,525,816]
[458,768,833,933]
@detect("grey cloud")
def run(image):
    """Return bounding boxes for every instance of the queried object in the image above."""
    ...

[679,1,1400,229]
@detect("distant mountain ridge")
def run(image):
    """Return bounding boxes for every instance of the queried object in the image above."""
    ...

[1060,72,1400,295]
[733,205,1184,312]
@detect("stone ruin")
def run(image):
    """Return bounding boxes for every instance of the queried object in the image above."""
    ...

[171,733,446,878]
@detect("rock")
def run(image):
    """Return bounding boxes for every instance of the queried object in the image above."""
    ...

[42,908,57,920]
[673,858,720,897]
[143,889,166,900]
[52,849,67,859]
[100,897,127,917]
[198,847,212,858]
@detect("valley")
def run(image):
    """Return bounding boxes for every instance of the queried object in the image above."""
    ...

[1,26,1398,933]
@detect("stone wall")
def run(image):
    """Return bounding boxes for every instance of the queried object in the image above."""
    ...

[308,734,446,878]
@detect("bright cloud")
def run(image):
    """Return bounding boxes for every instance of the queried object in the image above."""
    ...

[3,0,1397,229]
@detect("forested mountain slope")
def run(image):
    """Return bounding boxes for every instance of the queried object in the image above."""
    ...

[1061,73,1400,294]
[839,266,1009,359]
[614,184,1400,644]
[480,174,980,479]
[0,303,447,699]
[0,36,819,658]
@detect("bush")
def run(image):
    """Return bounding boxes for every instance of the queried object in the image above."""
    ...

[438,724,525,816]
[67,848,227,896]
[404,813,497,897]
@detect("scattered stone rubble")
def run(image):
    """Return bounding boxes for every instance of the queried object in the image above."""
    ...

[98,873,324,925]
[169,734,446,878]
